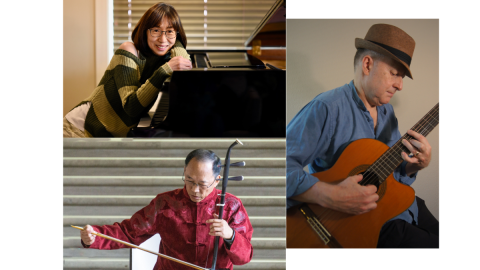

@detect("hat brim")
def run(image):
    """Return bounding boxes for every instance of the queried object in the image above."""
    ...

[355,38,413,79]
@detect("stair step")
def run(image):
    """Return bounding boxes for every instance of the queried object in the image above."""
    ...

[64,167,285,177]
[63,157,285,168]
[64,236,285,249]
[63,258,286,270]
[63,186,285,196]
[63,138,286,149]
[63,195,285,206]
[65,216,285,228]
[64,226,285,239]
[63,176,285,186]
[64,205,285,217]
[63,247,286,259]
[64,148,285,158]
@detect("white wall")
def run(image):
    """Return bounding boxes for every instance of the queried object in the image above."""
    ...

[287,19,439,219]
[63,0,95,116]
[63,0,111,116]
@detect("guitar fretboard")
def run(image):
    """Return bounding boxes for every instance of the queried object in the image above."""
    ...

[360,103,439,186]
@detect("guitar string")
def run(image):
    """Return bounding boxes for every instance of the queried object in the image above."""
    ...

[361,104,438,187]
[367,105,438,181]
[315,104,438,237]
[316,105,439,236]
[359,104,439,186]
[312,118,438,238]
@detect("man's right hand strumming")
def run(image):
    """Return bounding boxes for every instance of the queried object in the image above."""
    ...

[291,174,379,215]
[80,224,96,246]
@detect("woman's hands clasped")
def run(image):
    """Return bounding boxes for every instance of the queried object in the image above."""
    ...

[167,56,192,71]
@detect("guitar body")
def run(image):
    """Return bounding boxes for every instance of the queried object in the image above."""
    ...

[286,138,416,248]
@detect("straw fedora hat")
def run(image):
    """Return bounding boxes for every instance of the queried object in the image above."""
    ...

[355,24,415,79]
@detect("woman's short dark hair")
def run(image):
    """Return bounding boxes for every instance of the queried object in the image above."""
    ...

[185,149,222,177]
[132,2,187,57]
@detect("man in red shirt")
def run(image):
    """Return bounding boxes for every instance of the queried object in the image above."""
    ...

[80,149,253,269]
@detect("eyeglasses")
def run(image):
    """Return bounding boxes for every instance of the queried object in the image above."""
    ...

[182,174,217,190]
[148,28,177,39]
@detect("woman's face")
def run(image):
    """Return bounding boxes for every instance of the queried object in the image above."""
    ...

[147,18,176,56]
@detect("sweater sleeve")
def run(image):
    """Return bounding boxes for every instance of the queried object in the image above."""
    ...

[102,49,171,119]
[85,196,161,250]
[113,40,190,117]
[170,40,191,61]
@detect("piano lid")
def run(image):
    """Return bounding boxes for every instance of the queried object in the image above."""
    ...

[244,0,286,48]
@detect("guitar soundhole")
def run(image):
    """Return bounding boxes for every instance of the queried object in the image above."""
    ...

[349,166,387,201]
[360,171,380,189]
[360,171,387,201]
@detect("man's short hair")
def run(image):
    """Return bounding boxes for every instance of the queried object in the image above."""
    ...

[185,149,222,177]
[353,48,389,71]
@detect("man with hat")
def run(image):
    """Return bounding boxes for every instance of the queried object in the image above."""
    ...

[286,23,439,248]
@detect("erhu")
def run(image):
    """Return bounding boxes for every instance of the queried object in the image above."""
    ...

[210,139,245,270]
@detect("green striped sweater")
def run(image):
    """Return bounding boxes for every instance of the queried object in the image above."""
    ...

[73,40,190,137]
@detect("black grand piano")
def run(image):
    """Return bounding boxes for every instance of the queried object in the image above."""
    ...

[129,0,286,138]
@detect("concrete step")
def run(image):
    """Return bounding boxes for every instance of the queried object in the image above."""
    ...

[64,236,285,249]
[63,138,286,149]
[64,167,285,177]
[65,216,285,228]
[64,205,285,217]
[64,226,285,239]
[63,258,286,270]
[63,247,286,260]
[63,186,285,196]
[63,195,285,217]
[63,185,285,196]
[63,176,285,186]
[64,148,285,158]
[63,195,285,206]
[63,157,285,168]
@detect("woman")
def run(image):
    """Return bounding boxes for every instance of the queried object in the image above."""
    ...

[63,2,192,137]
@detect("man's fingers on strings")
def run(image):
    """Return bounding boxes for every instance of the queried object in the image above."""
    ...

[407,129,427,142]
[401,151,415,162]
[402,139,417,153]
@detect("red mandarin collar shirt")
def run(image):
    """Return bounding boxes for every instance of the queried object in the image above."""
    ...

[87,186,253,269]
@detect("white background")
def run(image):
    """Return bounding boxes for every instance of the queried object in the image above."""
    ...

[1,0,479,268]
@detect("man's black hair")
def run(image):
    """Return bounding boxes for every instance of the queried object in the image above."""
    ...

[185,149,222,177]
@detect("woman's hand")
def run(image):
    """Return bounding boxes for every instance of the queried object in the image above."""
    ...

[167,56,192,71]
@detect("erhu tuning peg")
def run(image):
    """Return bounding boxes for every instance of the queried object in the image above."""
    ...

[219,176,244,181]
[218,161,246,167]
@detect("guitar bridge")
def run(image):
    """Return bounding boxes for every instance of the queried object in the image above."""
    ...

[299,205,331,245]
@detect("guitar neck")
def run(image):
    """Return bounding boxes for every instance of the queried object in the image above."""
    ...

[365,103,439,185]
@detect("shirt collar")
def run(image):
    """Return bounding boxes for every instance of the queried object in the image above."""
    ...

[349,80,367,111]
[348,80,387,115]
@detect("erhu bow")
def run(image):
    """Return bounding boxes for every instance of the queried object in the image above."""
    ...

[210,139,244,270]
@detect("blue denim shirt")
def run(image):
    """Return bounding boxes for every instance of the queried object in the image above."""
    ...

[286,80,418,224]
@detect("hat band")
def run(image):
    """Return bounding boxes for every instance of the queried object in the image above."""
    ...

[368,40,411,66]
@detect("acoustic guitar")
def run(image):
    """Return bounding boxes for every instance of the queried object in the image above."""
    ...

[286,103,439,248]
